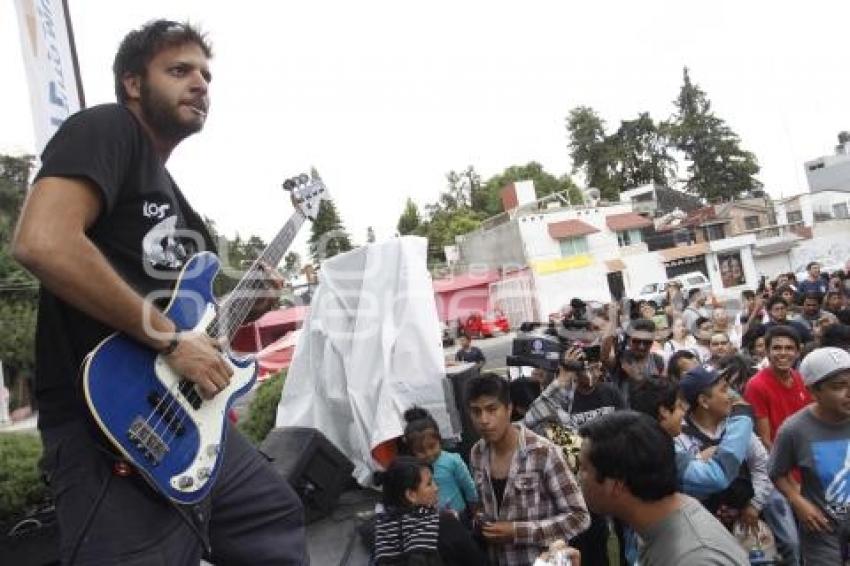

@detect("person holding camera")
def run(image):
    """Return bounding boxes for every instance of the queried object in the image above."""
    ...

[524,347,625,434]
[522,348,624,566]
[602,314,665,407]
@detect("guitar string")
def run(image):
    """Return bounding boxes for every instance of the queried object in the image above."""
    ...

[144,205,308,461]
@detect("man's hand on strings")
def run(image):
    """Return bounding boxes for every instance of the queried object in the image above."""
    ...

[245,261,285,322]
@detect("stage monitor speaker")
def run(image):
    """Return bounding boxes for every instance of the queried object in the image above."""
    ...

[261,426,355,523]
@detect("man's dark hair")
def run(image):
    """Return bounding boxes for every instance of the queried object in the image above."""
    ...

[821,324,850,349]
[803,292,822,304]
[579,411,677,502]
[742,290,755,301]
[807,261,820,271]
[765,325,801,349]
[630,381,679,422]
[718,354,756,391]
[694,316,711,330]
[667,350,697,381]
[688,288,701,302]
[113,20,212,103]
[742,323,767,354]
[466,372,511,407]
[766,295,789,311]
[509,378,542,413]
[629,318,656,335]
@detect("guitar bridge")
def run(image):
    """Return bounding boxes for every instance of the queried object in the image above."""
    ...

[128,417,169,465]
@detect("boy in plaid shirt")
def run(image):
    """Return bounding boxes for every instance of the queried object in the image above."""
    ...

[466,373,589,565]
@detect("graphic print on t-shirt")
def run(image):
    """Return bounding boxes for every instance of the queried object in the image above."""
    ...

[812,439,850,517]
[142,214,190,270]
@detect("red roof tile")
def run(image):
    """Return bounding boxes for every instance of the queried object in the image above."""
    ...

[605,212,653,231]
[547,219,599,239]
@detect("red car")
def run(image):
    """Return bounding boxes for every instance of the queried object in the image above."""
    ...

[461,311,509,338]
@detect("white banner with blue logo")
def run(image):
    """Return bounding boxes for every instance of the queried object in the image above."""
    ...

[14,0,82,154]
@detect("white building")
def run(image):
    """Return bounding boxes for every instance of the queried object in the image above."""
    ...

[455,181,759,321]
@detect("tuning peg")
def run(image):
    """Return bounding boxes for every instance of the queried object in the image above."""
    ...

[298,174,309,185]
[282,179,296,191]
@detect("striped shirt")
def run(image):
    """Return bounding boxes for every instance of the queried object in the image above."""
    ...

[470,424,590,565]
[374,506,440,564]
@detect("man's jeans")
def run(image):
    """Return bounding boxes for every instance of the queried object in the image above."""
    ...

[762,488,801,566]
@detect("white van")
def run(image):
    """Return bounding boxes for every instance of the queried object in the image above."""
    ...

[635,271,711,304]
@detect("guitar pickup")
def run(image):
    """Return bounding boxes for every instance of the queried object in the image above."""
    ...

[128,416,169,465]
[178,379,203,410]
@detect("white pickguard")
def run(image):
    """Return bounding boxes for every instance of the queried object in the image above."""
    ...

[152,304,256,494]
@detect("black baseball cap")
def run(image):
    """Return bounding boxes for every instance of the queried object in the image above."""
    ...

[679,366,722,405]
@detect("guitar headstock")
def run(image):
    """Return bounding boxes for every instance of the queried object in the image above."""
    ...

[283,170,328,221]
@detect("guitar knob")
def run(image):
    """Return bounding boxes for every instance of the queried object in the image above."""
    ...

[298,174,309,184]
[206,444,219,457]
[178,475,194,489]
[197,467,212,480]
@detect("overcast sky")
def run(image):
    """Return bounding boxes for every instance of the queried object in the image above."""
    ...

[2,1,849,258]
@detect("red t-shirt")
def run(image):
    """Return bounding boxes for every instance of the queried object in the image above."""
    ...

[744,366,813,442]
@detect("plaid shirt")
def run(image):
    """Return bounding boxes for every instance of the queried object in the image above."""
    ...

[470,424,590,566]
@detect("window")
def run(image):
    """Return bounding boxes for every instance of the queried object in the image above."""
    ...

[704,224,726,241]
[744,215,761,230]
[833,203,849,219]
[559,236,589,257]
[786,210,803,223]
[617,229,643,247]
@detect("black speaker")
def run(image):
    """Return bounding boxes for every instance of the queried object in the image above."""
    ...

[260,427,355,523]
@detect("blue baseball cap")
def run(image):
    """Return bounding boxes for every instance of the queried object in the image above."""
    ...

[679,366,723,405]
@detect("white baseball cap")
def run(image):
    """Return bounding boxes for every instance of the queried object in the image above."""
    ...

[799,347,850,387]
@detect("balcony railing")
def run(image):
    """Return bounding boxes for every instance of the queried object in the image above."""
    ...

[740,221,808,240]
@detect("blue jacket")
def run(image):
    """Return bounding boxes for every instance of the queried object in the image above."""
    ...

[675,413,753,497]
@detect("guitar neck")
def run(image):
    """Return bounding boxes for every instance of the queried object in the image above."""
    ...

[212,211,306,342]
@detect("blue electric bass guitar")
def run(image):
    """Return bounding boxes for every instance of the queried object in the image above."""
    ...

[82,172,327,505]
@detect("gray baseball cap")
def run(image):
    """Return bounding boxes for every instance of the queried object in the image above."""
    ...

[799,347,850,387]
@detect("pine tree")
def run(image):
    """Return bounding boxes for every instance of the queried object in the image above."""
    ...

[566,106,618,199]
[308,199,352,264]
[669,67,761,200]
[397,198,421,235]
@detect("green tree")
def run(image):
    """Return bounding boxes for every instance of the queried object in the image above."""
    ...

[282,251,301,281]
[397,198,421,235]
[308,199,352,264]
[441,166,481,211]
[474,162,582,217]
[566,106,618,199]
[609,112,676,189]
[668,67,761,200]
[0,155,38,397]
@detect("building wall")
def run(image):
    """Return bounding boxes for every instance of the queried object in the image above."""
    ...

[791,219,850,270]
[805,147,850,193]
[706,235,759,296]
[754,253,794,279]
[455,220,525,269]
[622,253,667,298]
[724,205,771,234]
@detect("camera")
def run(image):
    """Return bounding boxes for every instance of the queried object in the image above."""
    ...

[508,321,602,371]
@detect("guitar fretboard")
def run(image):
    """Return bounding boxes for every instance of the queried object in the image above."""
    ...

[207,212,306,342]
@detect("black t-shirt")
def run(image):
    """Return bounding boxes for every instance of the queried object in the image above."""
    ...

[455,346,485,364]
[569,383,625,428]
[33,104,214,427]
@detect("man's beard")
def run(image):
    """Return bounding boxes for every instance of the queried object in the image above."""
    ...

[139,80,203,143]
